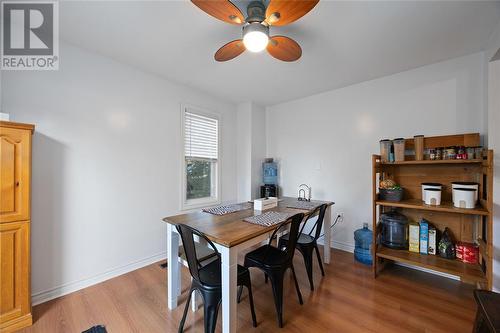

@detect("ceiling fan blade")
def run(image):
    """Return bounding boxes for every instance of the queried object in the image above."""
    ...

[265,0,319,26]
[267,36,302,62]
[191,0,245,25]
[215,39,245,62]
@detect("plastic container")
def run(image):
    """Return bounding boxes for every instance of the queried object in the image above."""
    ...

[424,188,441,206]
[474,146,483,159]
[262,159,278,185]
[452,188,476,209]
[379,139,392,163]
[393,138,405,162]
[414,135,424,161]
[451,182,478,202]
[380,211,409,249]
[354,223,373,265]
[421,182,442,201]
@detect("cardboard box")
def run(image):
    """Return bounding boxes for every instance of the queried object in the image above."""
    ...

[428,227,437,255]
[409,223,420,253]
[419,220,428,255]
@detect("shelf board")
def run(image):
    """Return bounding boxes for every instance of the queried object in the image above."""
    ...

[376,199,489,216]
[379,159,483,166]
[376,246,487,283]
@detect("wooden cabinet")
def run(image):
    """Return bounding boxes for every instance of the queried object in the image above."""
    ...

[1,126,31,223]
[0,121,34,332]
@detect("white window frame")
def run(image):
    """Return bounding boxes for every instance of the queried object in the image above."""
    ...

[180,103,221,210]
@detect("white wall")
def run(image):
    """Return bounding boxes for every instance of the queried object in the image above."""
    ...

[485,22,500,291]
[488,59,500,292]
[266,52,487,251]
[236,102,252,202]
[1,42,238,304]
[251,104,266,199]
[236,102,267,201]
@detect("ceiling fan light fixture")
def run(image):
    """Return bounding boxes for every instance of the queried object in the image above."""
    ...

[243,23,269,53]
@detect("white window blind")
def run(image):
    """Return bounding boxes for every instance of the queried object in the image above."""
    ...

[184,110,219,160]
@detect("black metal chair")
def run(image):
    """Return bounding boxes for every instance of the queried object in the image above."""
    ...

[243,213,305,328]
[278,204,327,291]
[176,224,257,333]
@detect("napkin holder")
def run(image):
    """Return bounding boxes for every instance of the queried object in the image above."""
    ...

[254,197,278,211]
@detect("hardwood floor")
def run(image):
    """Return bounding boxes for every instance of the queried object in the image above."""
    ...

[19,248,476,333]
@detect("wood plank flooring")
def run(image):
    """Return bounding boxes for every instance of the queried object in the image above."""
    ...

[19,248,476,333]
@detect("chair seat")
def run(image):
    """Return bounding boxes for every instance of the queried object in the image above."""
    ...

[280,232,315,245]
[245,245,288,267]
[474,289,500,332]
[198,259,249,287]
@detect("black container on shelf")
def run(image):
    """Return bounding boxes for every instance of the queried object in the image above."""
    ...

[379,188,404,202]
[380,210,409,249]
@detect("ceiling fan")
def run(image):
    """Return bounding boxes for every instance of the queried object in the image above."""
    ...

[191,0,319,62]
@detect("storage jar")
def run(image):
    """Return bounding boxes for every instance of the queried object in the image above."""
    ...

[452,188,476,209]
[414,135,424,161]
[466,147,475,160]
[444,147,457,160]
[435,147,443,160]
[456,146,466,159]
[393,138,405,162]
[423,188,442,206]
[379,139,391,163]
[429,148,437,160]
[451,182,479,202]
[474,146,483,159]
[421,183,442,201]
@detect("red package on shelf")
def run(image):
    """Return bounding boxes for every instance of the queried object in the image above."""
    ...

[456,242,479,264]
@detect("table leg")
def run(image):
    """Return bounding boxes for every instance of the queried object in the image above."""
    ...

[191,280,200,312]
[220,245,238,333]
[324,205,332,264]
[177,261,182,297]
[167,224,180,309]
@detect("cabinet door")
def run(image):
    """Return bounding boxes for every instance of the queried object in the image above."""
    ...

[0,221,30,325]
[0,127,31,223]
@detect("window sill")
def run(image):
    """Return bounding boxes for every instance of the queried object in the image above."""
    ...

[181,197,221,211]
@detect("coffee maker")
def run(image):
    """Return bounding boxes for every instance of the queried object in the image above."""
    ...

[260,184,278,198]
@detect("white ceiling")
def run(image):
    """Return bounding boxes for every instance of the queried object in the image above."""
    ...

[60,1,500,106]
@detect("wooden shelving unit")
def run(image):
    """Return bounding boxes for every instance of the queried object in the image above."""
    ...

[372,133,494,290]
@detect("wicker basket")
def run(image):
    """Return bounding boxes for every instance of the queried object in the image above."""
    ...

[379,188,404,202]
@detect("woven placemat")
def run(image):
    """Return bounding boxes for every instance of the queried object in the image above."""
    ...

[203,203,252,216]
[286,200,325,210]
[243,211,292,227]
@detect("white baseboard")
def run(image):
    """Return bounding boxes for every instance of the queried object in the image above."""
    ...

[32,252,166,306]
[322,239,460,281]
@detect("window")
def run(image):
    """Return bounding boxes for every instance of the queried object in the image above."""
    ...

[182,106,220,209]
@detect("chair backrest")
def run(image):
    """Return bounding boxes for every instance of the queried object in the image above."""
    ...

[299,204,328,241]
[176,224,220,283]
[269,212,305,263]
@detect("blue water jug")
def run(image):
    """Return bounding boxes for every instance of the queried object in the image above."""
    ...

[354,223,373,265]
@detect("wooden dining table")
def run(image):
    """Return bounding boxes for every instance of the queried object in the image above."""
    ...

[163,197,335,333]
